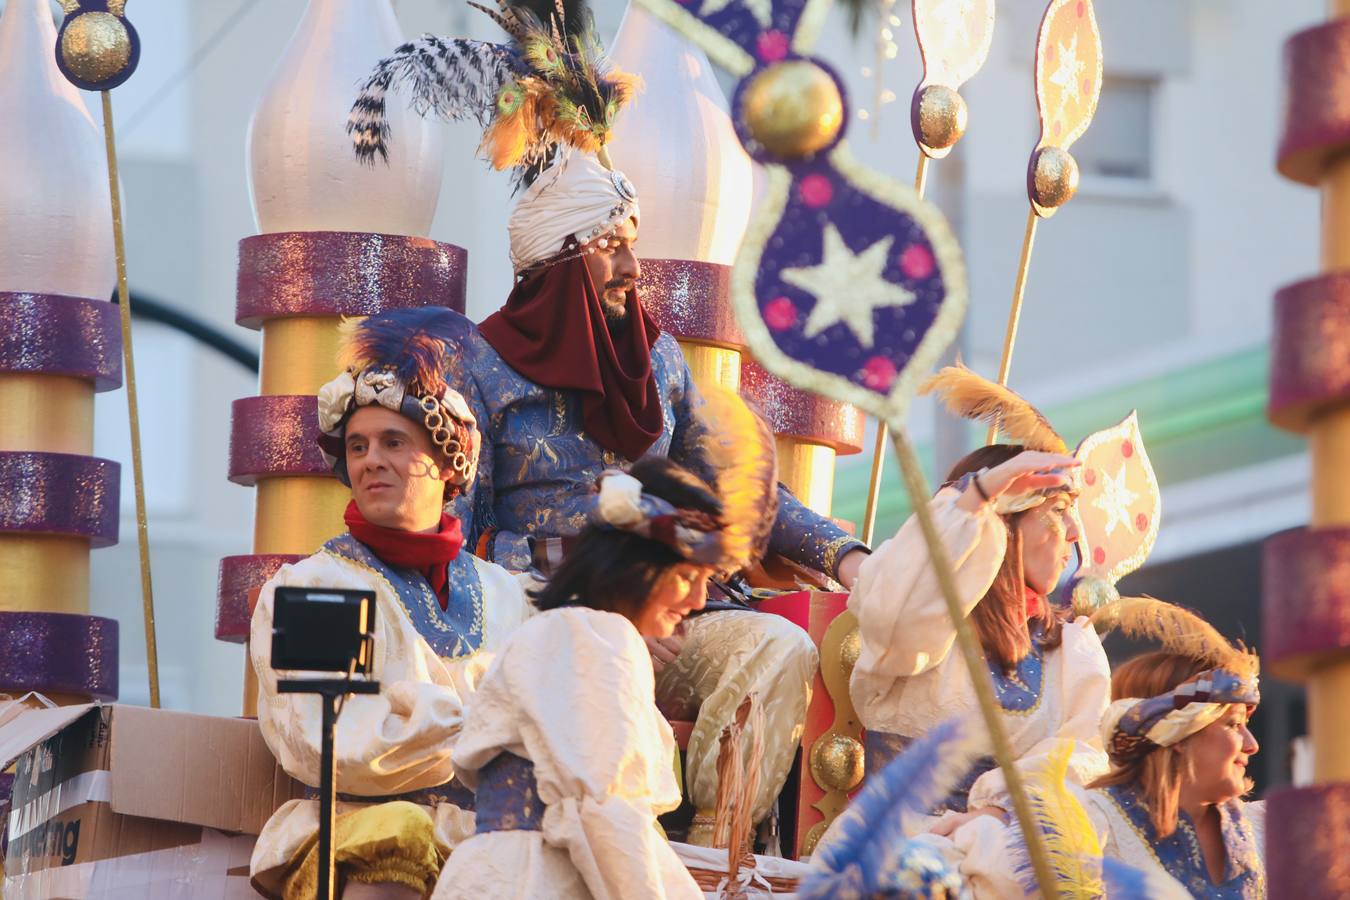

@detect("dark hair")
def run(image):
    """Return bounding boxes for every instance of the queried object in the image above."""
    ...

[945,444,1064,671]
[531,457,724,621]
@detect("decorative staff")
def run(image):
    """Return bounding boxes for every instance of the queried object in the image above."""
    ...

[861,0,995,545]
[53,0,160,707]
[988,0,1101,442]
[636,0,1058,893]
[1069,411,1161,616]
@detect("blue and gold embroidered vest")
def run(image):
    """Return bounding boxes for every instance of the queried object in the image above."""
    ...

[863,638,1048,813]
[1102,784,1264,898]
[322,532,485,660]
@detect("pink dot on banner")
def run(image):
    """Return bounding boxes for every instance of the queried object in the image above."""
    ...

[899,243,935,280]
[1083,78,1093,95]
[1053,121,1063,138]
[1135,513,1149,532]
[757,30,790,63]
[1077,1,1086,17]
[764,296,798,331]
[798,174,833,208]
[861,356,898,391]
[1092,546,1107,566]
[1046,45,1056,64]
[1121,440,1134,458]
[1084,469,1097,487]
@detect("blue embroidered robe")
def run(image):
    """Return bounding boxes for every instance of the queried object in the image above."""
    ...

[445,316,865,576]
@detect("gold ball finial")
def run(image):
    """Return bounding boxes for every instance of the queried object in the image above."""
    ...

[809,734,865,792]
[913,84,968,158]
[1029,146,1080,215]
[740,61,845,160]
[839,625,861,677]
[59,12,133,86]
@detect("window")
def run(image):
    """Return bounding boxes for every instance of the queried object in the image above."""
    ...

[1071,77,1155,182]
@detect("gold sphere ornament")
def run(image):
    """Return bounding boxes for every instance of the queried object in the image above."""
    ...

[809,733,865,793]
[1071,575,1120,621]
[740,60,845,160]
[839,625,861,678]
[1028,145,1079,216]
[56,3,141,92]
[912,85,968,158]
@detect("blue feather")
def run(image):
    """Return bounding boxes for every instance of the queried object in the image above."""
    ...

[800,717,980,899]
[343,307,471,396]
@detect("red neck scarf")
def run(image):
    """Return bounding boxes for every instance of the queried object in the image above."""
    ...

[344,501,464,611]
[1024,586,1044,620]
[479,257,664,461]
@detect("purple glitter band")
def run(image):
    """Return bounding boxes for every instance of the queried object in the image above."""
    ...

[0,293,122,391]
[0,452,119,547]
[741,360,865,454]
[639,260,743,349]
[1262,526,1350,679]
[236,232,467,329]
[1269,273,1350,432]
[229,395,329,485]
[216,553,305,642]
[1278,20,1350,186]
[1265,784,1350,898]
[0,611,118,701]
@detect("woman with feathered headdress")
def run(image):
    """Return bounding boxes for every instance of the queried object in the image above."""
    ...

[430,399,778,899]
[847,365,1113,839]
[1064,599,1265,897]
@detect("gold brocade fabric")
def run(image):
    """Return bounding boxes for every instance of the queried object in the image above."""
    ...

[278,801,449,900]
[656,609,817,838]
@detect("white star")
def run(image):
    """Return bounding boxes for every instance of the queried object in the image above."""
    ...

[780,224,916,348]
[1092,463,1139,538]
[924,0,977,58]
[1046,31,1085,120]
[699,0,771,28]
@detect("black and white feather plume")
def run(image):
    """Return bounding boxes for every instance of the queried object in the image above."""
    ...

[348,36,525,165]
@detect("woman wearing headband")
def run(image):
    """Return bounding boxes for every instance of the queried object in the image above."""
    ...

[1078,598,1265,898]
[848,366,1111,830]
[432,392,777,899]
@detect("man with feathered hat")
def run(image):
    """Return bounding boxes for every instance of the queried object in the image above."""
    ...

[249,308,534,899]
[350,0,869,847]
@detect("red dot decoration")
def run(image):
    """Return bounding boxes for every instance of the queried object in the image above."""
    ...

[1121,440,1134,458]
[756,30,789,63]
[764,296,798,331]
[1135,513,1149,532]
[1084,468,1097,486]
[861,356,898,392]
[1077,1,1086,17]
[799,174,834,208]
[1093,546,1107,565]
[899,243,935,280]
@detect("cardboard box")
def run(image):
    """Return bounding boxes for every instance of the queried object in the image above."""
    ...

[0,703,302,899]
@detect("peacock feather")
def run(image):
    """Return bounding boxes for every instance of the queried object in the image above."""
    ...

[338,307,469,398]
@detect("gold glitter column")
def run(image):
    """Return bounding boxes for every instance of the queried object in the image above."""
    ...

[1264,5,1350,894]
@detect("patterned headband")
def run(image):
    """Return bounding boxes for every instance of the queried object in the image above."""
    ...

[590,470,725,566]
[1103,668,1260,766]
[316,365,480,489]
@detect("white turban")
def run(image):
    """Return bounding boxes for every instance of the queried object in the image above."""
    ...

[507,152,640,272]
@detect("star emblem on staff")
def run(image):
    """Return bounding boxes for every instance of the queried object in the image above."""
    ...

[1092,462,1140,538]
[780,224,917,348]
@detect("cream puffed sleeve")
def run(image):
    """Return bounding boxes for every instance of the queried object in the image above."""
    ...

[450,607,702,900]
[966,618,1111,812]
[849,486,1008,682]
[251,552,502,796]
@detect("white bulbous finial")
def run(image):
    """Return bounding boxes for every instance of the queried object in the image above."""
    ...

[0,0,115,299]
[247,0,445,236]
[608,3,753,265]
